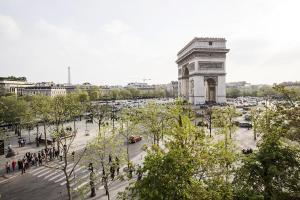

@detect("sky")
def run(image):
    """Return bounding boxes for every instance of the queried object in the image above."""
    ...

[0,0,300,86]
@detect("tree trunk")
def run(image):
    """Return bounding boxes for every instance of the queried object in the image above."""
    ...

[28,129,31,143]
[36,124,39,147]
[63,146,72,200]
[73,119,76,134]
[44,122,47,150]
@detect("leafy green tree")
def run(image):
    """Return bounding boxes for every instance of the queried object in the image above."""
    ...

[50,126,87,200]
[226,88,241,98]
[212,106,239,141]
[31,95,52,149]
[0,96,28,137]
[120,103,235,200]
[88,102,111,136]
[250,107,261,141]
[234,86,300,200]
[88,88,100,101]
[84,129,123,200]
[65,93,84,131]
[137,102,166,145]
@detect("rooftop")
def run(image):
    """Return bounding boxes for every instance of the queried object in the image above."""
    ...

[177,37,227,56]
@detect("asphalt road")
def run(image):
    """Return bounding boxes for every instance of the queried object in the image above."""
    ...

[0,138,147,200]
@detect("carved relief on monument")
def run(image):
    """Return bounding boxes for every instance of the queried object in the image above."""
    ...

[177,51,226,65]
[198,62,224,70]
[190,79,194,95]
[178,68,182,76]
[188,62,195,72]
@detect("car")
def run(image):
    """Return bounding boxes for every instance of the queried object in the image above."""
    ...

[128,135,142,144]
[239,122,252,129]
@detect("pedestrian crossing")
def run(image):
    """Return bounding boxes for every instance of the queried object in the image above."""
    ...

[28,160,96,191]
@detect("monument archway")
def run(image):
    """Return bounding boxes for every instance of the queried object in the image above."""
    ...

[205,78,216,103]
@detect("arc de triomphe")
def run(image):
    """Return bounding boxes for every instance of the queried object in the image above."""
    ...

[176,37,229,105]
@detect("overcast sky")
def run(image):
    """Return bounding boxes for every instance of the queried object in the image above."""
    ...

[0,0,299,85]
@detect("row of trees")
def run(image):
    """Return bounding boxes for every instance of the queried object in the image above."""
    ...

[226,84,300,98]
[1,85,299,199]
[117,86,300,200]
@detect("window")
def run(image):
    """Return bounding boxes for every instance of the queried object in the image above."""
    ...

[209,41,213,46]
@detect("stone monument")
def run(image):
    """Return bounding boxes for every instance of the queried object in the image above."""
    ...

[176,37,229,105]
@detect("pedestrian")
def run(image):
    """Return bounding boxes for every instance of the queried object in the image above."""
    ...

[59,150,63,161]
[72,151,75,161]
[17,159,22,170]
[136,165,143,181]
[21,160,26,174]
[115,156,120,175]
[109,154,112,163]
[5,162,10,173]
[12,160,16,171]
[18,139,21,147]
[35,156,38,166]
[52,146,55,158]
[110,165,115,180]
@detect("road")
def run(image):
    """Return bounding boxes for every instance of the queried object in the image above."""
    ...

[0,137,147,200]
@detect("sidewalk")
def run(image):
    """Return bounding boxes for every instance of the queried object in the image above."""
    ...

[0,120,102,179]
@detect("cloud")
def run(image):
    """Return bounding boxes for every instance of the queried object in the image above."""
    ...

[102,19,131,35]
[0,15,21,40]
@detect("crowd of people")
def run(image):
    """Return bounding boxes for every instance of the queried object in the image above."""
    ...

[4,146,63,175]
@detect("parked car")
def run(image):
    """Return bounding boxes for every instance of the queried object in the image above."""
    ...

[239,122,252,129]
[128,135,142,144]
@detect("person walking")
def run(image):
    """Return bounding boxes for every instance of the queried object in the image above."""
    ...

[5,162,10,174]
[11,160,16,171]
[59,150,63,161]
[21,160,26,174]
[115,156,120,175]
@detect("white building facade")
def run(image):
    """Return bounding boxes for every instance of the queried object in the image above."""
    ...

[19,86,66,97]
[176,37,229,105]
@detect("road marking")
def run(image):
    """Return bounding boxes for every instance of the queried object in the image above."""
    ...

[49,163,74,182]
[30,166,46,173]
[32,168,49,176]
[74,180,89,190]
[59,166,84,185]
[44,171,59,179]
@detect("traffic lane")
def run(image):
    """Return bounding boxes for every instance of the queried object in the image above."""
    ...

[0,172,69,200]
[127,136,149,160]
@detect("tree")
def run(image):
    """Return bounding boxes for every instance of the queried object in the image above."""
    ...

[31,95,52,149]
[120,103,235,200]
[234,86,300,199]
[84,128,124,200]
[88,88,100,101]
[50,126,87,200]
[212,106,239,142]
[250,107,261,141]
[0,96,28,137]
[65,93,84,131]
[118,108,139,168]
[226,88,241,98]
[137,102,166,145]
[88,102,111,136]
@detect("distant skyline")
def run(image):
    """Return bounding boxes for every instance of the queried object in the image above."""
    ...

[1,0,300,86]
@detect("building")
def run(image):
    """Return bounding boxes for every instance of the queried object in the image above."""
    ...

[19,84,67,97]
[176,37,229,104]
[126,82,155,91]
[0,78,34,95]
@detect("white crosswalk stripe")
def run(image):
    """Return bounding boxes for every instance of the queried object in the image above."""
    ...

[44,170,59,179]
[28,160,99,191]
